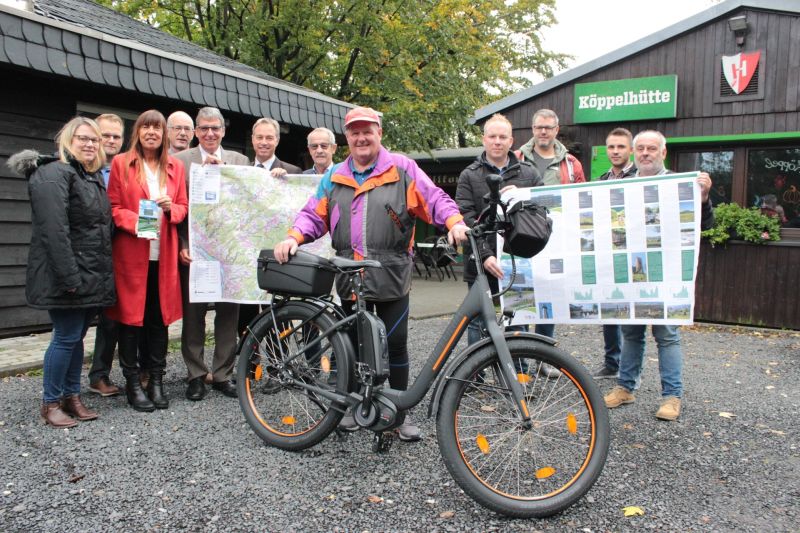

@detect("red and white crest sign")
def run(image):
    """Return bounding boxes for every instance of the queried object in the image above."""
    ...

[722,51,761,94]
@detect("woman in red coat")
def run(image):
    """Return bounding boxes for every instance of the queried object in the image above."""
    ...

[107,110,187,412]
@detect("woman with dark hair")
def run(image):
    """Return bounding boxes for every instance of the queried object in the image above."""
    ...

[8,116,116,427]
[106,109,187,411]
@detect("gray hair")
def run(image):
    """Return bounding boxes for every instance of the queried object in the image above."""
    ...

[167,111,194,129]
[195,107,225,128]
[252,117,281,139]
[633,130,667,151]
[532,109,559,126]
[307,127,336,145]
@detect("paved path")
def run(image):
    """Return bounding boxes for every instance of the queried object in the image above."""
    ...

[0,276,465,377]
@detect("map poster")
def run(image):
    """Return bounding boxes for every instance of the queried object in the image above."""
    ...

[500,172,701,326]
[188,163,331,303]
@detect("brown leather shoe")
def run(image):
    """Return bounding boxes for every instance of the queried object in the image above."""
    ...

[88,377,122,397]
[61,395,99,422]
[40,402,78,428]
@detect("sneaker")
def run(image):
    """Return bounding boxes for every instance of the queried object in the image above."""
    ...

[538,364,562,379]
[338,411,359,432]
[655,396,681,421]
[87,377,122,397]
[396,416,422,442]
[604,386,635,408]
[592,364,619,380]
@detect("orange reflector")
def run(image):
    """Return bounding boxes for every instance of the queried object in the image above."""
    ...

[517,373,531,385]
[476,434,490,455]
[254,365,263,381]
[535,466,556,479]
[278,328,291,340]
[320,356,331,373]
[282,415,296,425]
[566,412,578,434]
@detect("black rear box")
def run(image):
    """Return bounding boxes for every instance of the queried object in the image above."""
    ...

[257,249,336,297]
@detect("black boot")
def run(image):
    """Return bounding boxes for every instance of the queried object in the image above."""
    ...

[147,372,169,409]
[126,375,155,412]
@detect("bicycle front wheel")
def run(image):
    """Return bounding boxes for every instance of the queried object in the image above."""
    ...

[237,301,353,451]
[436,338,609,518]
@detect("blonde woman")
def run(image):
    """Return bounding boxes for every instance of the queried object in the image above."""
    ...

[106,110,187,411]
[8,117,116,428]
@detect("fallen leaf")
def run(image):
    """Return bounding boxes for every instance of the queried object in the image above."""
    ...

[718,412,736,418]
[703,432,712,437]
[769,430,785,436]
[623,506,644,517]
[67,474,85,483]
[367,495,383,504]
[632,443,646,449]
[622,424,633,430]
[439,511,455,519]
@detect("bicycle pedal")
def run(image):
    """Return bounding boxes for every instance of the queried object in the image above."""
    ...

[371,431,394,453]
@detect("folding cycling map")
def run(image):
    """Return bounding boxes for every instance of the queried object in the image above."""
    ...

[499,172,701,325]
[187,163,331,303]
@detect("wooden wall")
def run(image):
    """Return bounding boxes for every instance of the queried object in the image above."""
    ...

[502,8,800,165]
[696,241,800,328]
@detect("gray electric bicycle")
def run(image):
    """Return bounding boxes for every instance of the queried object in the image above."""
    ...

[236,175,610,518]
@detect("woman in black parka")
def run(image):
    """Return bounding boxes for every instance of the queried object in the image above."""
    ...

[9,116,116,428]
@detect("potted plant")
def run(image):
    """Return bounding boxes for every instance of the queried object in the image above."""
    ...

[701,203,782,246]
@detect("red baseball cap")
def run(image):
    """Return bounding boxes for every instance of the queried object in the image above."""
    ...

[344,106,382,128]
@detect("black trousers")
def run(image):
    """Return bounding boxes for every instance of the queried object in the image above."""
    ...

[341,295,410,391]
[89,313,152,382]
[118,261,168,378]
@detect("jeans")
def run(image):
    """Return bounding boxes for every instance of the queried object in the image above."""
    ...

[42,308,97,403]
[618,325,683,398]
[602,325,621,372]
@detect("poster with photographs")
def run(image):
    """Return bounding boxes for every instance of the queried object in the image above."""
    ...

[499,172,701,325]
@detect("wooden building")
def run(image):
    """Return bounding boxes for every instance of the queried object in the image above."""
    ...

[471,0,800,329]
[0,0,353,336]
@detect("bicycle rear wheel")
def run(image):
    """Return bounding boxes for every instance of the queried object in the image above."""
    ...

[237,301,353,451]
[436,338,609,518]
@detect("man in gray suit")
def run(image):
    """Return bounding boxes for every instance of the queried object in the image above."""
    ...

[303,127,337,175]
[174,107,249,401]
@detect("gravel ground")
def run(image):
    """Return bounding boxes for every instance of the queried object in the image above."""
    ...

[0,320,798,532]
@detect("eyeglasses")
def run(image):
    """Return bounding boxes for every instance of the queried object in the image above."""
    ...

[74,135,100,145]
[169,126,193,132]
[197,125,223,133]
[308,143,331,150]
[101,133,122,141]
[533,125,557,132]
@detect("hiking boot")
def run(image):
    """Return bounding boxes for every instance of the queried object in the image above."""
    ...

[61,395,99,421]
[604,386,635,408]
[338,411,359,432]
[655,396,681,421]
[592,364,619,380]
[87,377,121,397]
[40,402,78,428]
[396,416,422,442]
[538,364,562,379]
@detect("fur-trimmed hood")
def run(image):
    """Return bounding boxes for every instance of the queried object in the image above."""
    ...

[7,150,58,178]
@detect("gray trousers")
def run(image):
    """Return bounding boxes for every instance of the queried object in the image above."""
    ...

[179,265,239,382]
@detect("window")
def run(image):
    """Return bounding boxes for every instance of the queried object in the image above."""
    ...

[675,150,734,206]
[747,147,800,228]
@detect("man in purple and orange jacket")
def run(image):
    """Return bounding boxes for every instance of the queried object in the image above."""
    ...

[275,106,468,441]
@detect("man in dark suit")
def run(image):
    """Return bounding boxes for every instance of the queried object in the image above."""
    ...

[251,118,302,176]
[174,107,249,401]
[237,118,304,334]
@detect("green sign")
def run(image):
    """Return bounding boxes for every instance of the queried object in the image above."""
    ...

[574,75,678,124]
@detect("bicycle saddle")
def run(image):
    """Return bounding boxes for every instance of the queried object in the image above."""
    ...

[329,257,383,270]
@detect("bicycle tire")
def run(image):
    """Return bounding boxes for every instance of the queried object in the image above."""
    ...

[237,301,353,451]
[436,338,609,518]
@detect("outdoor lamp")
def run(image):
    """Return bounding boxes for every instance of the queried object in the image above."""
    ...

[728,15,748,47]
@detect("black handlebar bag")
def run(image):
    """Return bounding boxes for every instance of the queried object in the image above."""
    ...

[502,200,552,258]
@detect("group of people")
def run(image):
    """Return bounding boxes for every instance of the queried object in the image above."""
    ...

[14,100,712,432]
[12,106,342,428]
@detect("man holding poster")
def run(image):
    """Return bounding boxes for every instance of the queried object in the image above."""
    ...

[604,130,714,421]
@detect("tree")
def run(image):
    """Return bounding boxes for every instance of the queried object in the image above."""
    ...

[97,0,567,151]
